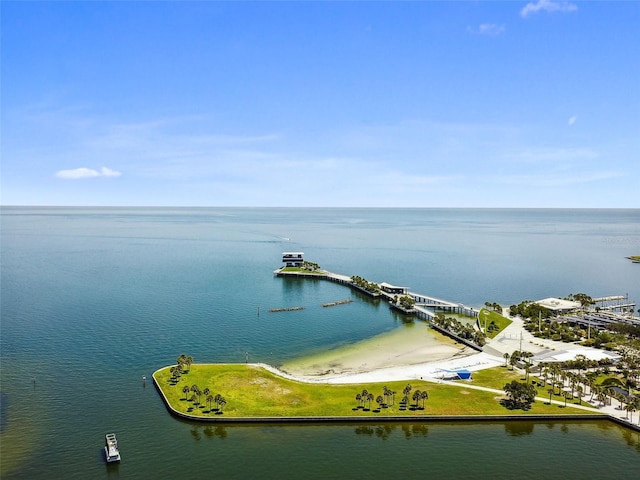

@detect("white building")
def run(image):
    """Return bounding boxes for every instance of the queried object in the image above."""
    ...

[282,252,304,267]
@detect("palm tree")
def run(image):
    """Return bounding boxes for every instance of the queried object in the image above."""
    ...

[217,396,227,413]
[575,385,584,405]
[590,384,601,403]
[420,390,429,409]
[412,390,421,408]
[382,386,391,407]
[191,384,201,405]
[624,397,638,423]
[547,387,554,404]
[624,401,634,421]
[376,395,384,410]
[402,384,412,405]
[503,353,510,368]
[509,354,518,371]
[355,393,362,408]
[568,373,577,399]
[206,394,214,411]
[562,390,569,408]
[183,385,190,400]
[367,393,374,410]
[555,379,563,397]
[185,355,193,372]
[177,354,187,367]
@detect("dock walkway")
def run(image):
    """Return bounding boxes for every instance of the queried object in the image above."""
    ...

[274,268,478,319]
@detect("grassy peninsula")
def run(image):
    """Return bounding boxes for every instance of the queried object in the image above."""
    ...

[153,363,597,420]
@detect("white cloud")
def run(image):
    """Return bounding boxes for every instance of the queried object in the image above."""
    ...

[520,0,578,18]
[468,24,506,36]
[510,146,598,164]
[498,170,621,188]
[568,115,577,126]
[55,166,122,179]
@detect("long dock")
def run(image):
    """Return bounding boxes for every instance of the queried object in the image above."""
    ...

[273,268,478,318]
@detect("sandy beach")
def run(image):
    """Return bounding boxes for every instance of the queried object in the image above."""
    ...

[278,323,497,384]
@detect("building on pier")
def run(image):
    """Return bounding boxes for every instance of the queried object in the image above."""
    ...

[535,297,581,314]
[379,282,408,295]
[282,252,304,267]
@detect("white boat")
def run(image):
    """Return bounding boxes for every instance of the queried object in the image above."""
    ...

[104,433,121,463]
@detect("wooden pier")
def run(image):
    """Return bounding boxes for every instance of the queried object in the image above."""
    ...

[274,268,478,319]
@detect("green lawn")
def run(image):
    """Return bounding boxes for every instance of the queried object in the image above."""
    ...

[479,308,513,339]
[279,267,326,274]
[153,364,598,419]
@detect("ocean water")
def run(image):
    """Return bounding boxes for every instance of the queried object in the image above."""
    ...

[1,207,639,479]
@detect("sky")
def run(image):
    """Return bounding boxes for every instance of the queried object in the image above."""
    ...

[1,0,639,208]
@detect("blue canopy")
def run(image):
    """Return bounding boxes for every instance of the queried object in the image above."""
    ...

[440,368,472,380]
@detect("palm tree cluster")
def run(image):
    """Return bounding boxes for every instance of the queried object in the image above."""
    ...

[393,295,416,311]
[354,385,427,413]
[432,313,486,347]
[398,384,428,410]
[350,275,381,294]
[184,384,227,414]
[507,350,535,380]
[301,260,321,272]
[536,354,640,423]
[483,301,503,313]
[169,354,194,383]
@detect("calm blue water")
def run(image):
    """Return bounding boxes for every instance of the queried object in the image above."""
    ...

[1,207,639,479]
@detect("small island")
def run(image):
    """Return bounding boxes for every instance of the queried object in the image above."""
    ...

[153,355,602,422]
[628,256,640,263]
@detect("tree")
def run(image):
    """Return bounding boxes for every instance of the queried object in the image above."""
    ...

[509,354,518,371]
[624,397,638,423]
[420,390,429,409]
[547,387,554,404]
[382,386,391,407]
[412,390,422,408]
[576,385,584,405]
[402,384,412,405]
[503,352,510,368]
[183,385,190,400]
[503,380,537,410]
[366,393,374,410]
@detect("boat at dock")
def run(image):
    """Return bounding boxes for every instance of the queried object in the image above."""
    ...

[104,433,121,463]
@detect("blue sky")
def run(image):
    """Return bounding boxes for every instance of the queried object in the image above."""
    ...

[2,1,639,207]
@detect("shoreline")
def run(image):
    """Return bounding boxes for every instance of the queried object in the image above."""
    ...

[279,322,496,384]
